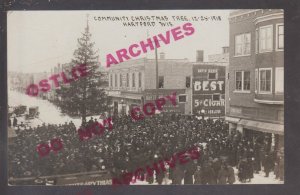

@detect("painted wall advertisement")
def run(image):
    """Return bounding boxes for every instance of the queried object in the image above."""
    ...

[192,65,225,117]
[143,89,185,113]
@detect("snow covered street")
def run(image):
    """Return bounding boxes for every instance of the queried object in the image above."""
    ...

[129,169,283,185]
[9,90,86,128]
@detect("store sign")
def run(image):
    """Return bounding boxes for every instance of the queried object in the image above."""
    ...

[143,89,185,113]
[192,65,226,117]
[193,80,224,93]
[193,95,225,117]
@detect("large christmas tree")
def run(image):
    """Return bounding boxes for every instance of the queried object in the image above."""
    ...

[56,19,110,124]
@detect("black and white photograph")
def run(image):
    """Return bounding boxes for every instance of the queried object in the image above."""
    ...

[6,9,284,186]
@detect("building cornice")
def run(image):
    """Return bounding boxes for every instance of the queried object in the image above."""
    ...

[254,98,284,105]
[254,12,284,25]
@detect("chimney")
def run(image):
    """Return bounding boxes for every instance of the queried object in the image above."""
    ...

[196,50,204,62]
[160,52,165,60]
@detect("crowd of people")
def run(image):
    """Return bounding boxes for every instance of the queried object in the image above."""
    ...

[8,113,284,185]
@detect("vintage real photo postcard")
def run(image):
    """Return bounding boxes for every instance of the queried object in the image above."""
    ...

[7,9,284,186]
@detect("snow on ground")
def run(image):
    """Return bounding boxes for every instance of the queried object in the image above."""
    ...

[8,91,284,185]
[129,167,283,185]
[130,169,283,185]
[8,90,103,128]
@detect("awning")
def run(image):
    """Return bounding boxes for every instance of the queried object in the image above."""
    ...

[239,119,284,135]
[225,116,240,123]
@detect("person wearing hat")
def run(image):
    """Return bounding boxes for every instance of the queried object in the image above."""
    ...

[263,152,273,177]
[13,117,17,127]
[217,163,228,184]
[226,163,235,184]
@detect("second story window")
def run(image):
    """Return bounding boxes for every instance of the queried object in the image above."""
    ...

[208,72,217,80]
[275,67,284,93]
[138,72,142,88]
[259,25,273,52]
[235,71,250,92]
[277,24,284,50]
[158,76,164,88]
[259,68,272,93]
[115,74,118,87]
[126,73,129,87]
[119,73,122,87]
[110,74,113,87]
[235,33,251,56]
[132,73,135,87]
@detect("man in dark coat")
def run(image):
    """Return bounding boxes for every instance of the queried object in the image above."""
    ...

[172,166,184,184]
[245,158,254,182]
[13,117,17,127]
[217,164,228,184]
[201,163,216,184]
[238,158,247,183]
[193,166,202,184]
[227,164,235,184]
[264,153,273,177]
[184,161,197,184]
[8,118,12,127]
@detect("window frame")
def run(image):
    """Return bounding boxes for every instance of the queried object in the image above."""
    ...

[275,67,284,94]
[158,76,164,89]
[207,72,218,80]
[276,23,284,51]
[259,24,273,53]
[114,73,118,88]
[212,94,221,101]
[178,94,187,103]
[234,33,251,57]
[119,73,122,87]
[259,68,273,94]
[132,72,136,88]
[255,69,258,94]
[126,73,129,88]
[255,28,259,54]
[138,72,142,88]
[234,70,251,93]
[110,74,113,88]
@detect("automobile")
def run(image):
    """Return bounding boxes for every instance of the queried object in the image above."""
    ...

[25,106,39,119]
[13,105,27,116]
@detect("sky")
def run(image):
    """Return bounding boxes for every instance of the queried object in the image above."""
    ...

[8,10,231,73]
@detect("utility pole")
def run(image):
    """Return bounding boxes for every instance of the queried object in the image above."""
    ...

[155,45,159,100]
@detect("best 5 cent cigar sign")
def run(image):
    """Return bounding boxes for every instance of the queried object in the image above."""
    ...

[192,65,226,117]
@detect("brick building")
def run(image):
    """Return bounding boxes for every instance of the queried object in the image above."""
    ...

[106,54,193,116]
[226,9,284,150]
